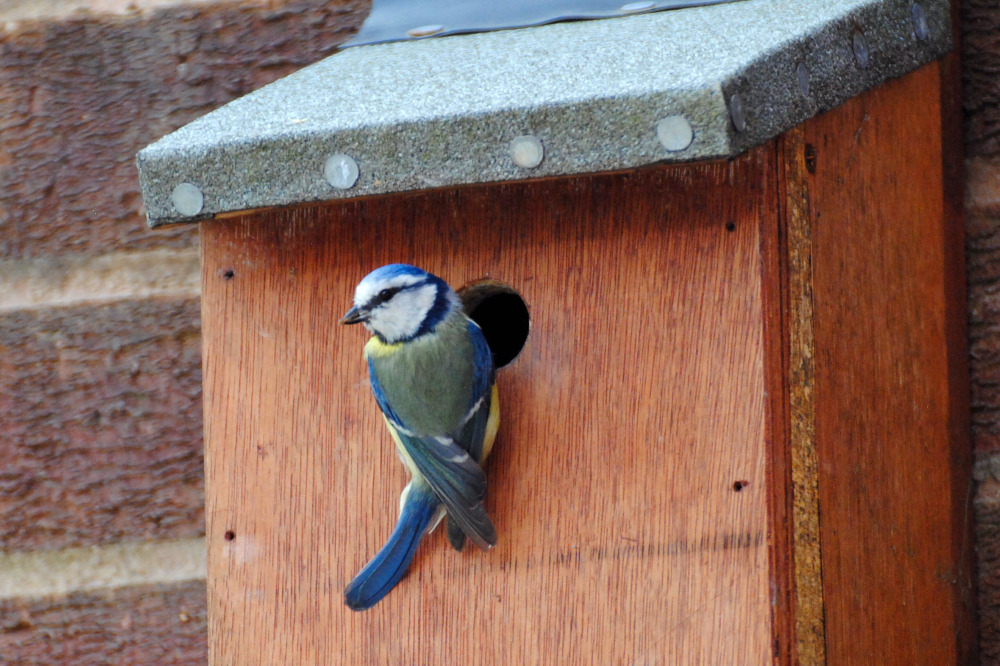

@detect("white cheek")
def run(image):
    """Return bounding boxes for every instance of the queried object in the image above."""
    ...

[369,284,438,342]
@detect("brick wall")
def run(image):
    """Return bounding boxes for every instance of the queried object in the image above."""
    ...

[0,1,365,662]
[2,0,998,663]
[965,0,1000,661]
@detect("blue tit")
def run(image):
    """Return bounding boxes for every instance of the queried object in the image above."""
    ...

[340,263,500,611]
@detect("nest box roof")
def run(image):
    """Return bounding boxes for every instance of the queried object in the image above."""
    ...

[136,0,951,227]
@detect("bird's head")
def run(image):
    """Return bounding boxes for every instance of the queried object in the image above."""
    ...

[341,264,459,343]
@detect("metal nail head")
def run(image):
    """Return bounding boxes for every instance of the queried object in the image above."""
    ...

[620,2,656,12]
[911,4,929,41]
[324,154,360,189]
[729,93,747,132]
[408,24,444,38]
[796,62,810,97]
[171,183,204,216]
[656,115,694,152]
[853,32,870,69]
[510,135,544,169]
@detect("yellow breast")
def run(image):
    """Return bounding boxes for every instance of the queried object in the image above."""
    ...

[481,385,500,461]
[364,335,402,359]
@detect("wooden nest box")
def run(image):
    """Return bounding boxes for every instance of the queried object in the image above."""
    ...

[136,0,973,662]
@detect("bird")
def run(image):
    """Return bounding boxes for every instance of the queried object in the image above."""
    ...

[340,263,499,611]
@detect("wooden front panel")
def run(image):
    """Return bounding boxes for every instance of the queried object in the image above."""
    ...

[201,149,776,664]
[799,61,973,664]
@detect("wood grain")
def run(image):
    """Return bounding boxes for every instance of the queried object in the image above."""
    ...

[761,142,795,665]
[801,61,974,665]
[939,3,978,660]
[200,150,775,664]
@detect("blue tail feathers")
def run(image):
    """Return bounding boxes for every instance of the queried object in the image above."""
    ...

[344,484,439,611]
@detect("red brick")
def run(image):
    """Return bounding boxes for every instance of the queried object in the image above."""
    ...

[963,0,1000,157]
[977,452,1000,663]
[967,159,1000,217]
[0,0,367,260]
[0,297,204,550]
[966,3,1000,658]
[967,211,1000,452]
[0,580,206,665]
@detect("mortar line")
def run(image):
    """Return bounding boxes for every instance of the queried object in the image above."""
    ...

[0,537,207,600]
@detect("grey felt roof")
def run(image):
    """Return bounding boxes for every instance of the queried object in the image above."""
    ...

[136,0,951,227]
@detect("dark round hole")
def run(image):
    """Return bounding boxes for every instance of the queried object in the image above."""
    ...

[733,480,749,492]
[457,280,529,369]
[223,269,235,280]
[725,221,736,232]
[224,530,236,541]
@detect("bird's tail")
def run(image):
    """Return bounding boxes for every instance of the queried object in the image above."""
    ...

[344,482,439,611]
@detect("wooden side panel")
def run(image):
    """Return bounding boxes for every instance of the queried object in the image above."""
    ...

[800,62,973,664]
[200,150,775,664]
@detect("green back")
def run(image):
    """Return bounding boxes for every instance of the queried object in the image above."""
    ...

[368,313,474,436]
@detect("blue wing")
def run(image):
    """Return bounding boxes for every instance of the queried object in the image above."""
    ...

[391,428,497,551]
[366,357,404,431]
[445,319,496,550]
[469,319,494,404]
[344,481,439,611]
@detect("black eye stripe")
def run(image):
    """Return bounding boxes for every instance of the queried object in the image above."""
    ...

[374,286,402,306]
[370,278,431,308]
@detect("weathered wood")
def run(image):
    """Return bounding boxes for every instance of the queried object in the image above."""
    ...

[200,150,775,664]
[798,61,974,664]
[777,124,827,665]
